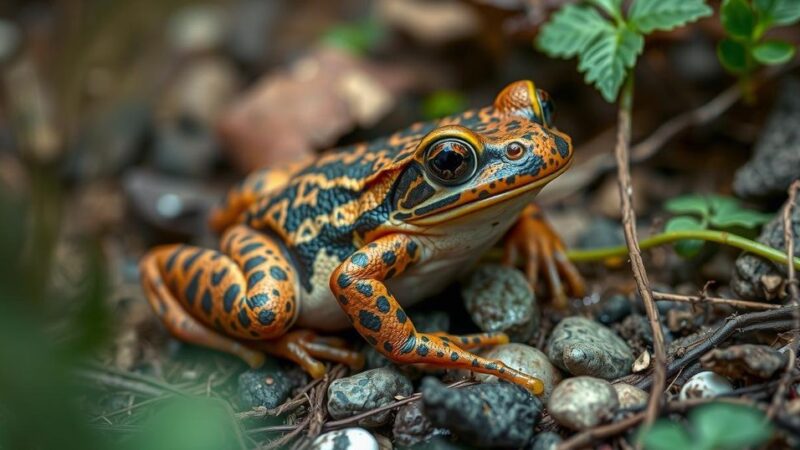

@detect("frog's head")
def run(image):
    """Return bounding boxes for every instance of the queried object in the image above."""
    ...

[390,80,573,226]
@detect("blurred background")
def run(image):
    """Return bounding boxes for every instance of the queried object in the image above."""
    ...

[0,0,796,449]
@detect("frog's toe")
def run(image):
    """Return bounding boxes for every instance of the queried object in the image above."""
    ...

[303,341,364,371]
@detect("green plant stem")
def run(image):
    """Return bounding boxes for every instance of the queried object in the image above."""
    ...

[567,229,800,269]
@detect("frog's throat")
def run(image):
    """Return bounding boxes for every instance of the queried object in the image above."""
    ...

[406,158,572,227]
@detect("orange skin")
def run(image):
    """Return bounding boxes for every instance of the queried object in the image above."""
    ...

[139,80,585,394]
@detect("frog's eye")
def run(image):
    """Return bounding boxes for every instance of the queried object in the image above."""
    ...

[424,138,477,186]
[536,89,555,127]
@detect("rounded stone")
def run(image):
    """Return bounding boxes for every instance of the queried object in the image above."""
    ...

[477,343,562,401]
[392,400,446,447]
[547,376,619,431]
[327,368,413,427]
[679,371,733,401]
[462,264,539,342]
[613,383,648,409]
[529,431,563,450]
[546,316,634,379]
[310,428,378,450]
[237,364,304,409]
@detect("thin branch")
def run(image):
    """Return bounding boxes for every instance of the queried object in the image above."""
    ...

[614,76,666,427]
[766,348,796,420]
[652,291,783,311]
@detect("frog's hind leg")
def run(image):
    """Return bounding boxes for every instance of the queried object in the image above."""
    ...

[139,224,300,367]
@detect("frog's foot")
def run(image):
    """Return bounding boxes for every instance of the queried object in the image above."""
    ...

[330,233,544,395]
[430,331,509,350]
[252,330,364,379]
[504,204,585,309]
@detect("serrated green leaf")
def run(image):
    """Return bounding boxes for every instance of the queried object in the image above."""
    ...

[717,38,749,73]
[721,0,757,39]
[754,0,800,26]
[640,421,694,450]
[591,0,623,18]
[577,26,643,102]
[629,0,713,33]
[752,40,796,64]
[664,195,710,217]
[666,216,706,258]
[692,403,772,449]
[537,4,614,58]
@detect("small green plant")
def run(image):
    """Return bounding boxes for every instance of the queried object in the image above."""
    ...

[664,194,772,258]
[717,0,800,83]
[536,0,712,102]
[321,19,385,55]
[640,402,772,450]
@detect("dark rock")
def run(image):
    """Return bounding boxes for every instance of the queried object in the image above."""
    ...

[327,368,413,427]
[393,401,448,447]
[528,432,563,450]
[421,377,541,448]
[237,363,305,410]
[732,194,799,301]
[734,77,800,198]
[546,316,634,379]
[614,314,673,355]
[462,264,539,343]
[596,294,632,325]
[700,344,787,380]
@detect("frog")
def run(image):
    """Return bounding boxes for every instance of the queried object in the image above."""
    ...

[139,80,585,394]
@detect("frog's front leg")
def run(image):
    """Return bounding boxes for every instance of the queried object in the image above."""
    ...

[330,234,544,394]
[504,204,586,309]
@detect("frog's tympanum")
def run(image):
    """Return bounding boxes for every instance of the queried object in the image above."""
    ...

[140,81,584,394]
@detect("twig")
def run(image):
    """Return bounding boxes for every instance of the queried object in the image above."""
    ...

[614,76,666,427]
[766,181,800,420]
[652,291,783,310]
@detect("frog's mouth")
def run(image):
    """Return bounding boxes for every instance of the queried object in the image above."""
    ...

[407,158,572,227]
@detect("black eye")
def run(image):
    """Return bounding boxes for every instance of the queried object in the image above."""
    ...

[536,89,555,127]
[425,139,477,186]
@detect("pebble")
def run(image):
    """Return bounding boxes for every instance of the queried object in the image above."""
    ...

[421,377,541,448]
[167,5,227,54]
[576,217,625,250]
[237,363,305,410]
[595,294,632,325]
[614,314,673,356]
[547,376,619,430]
[462,264,539,343]
[613,383,648,409]
[732,194,799,301]
[327,368,413,427]
[733,77,800,199]
[701,344,786,380]
[310,428,379,450]
[528,432,563,450]
[392,401,447,447]
[679,371,734,400]
[546,316,634,379]
[477,343,562,401]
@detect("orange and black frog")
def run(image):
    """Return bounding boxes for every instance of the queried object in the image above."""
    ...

[139,80,585,394]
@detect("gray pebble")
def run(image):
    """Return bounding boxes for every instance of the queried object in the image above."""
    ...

[421,377,541,448]
[462,264,539,342]
[596,294,632,325]
[613,383,648,409]
[237,364,304,410]
[528,431,563,450]
[311,427,378,450]
[477,343,562,401]
[327,368,413,427]
[734,77,800,199]
[732,194,799,301]
[546,316,634,379]
[548,376,619,430]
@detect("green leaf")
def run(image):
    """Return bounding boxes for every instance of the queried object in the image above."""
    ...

[721,0,757,39]
[640,421,694,450]
[537,4,614,58]
[422,90,468,120]
[666,216,706,258]
[577,26,644,102]
[710,208,773,229]
[752,40,796,64]
[717,38,749,73]
[591,0,623,18]
[692,403,772,449]
[629,0,713,33]
[664,195,711,217]
[321,20,384,55]
[754,0,800,26]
